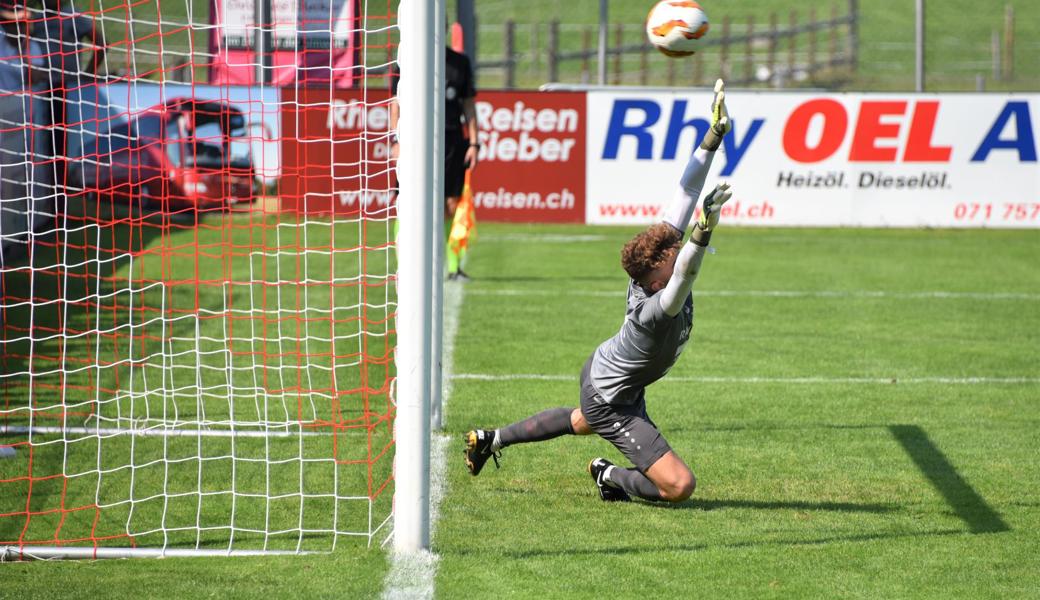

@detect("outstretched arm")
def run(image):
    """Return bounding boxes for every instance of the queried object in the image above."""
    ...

[656,238,709,317]
[658,183,733,317]
[662,146,714,232]
[662,79,732,232]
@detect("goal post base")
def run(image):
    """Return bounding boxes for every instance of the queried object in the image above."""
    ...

[0,546,311,561]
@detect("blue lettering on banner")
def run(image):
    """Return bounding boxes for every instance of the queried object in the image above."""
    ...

[661,100,709,158]
[602,99,661,160]
[602,98,764,176]
[720,119,763,176]
[971,101,1037,162]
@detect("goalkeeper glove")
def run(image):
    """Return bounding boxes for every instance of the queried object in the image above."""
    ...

[700,79,732,151]
[691,182,732,246]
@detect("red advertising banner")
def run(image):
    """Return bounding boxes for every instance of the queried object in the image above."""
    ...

[470,91,586,223]
[280,89,586,222]
[279,88,394,215]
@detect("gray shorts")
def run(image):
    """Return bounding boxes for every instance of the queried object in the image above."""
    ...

[579,357,672,472]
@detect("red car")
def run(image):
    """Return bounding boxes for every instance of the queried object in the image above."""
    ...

[72,97,256,212]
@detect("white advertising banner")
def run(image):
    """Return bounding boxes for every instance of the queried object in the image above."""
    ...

[586,91,1040,227]
[216,0,357,50]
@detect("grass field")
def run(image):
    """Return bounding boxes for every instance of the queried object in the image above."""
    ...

[438,223,1040,597]
[3,221,1039,597]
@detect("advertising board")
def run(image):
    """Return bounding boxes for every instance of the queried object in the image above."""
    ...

[279,88,394,215]
[586,91,1039,228]
[470,91,586,223]
[276,86,1039,228]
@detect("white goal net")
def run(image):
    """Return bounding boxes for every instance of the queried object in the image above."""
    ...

[0,0,404,558]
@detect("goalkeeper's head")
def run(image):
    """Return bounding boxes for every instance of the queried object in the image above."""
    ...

[621,223,682,294]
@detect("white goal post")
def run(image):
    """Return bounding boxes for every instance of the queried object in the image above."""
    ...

[393,0,444,553]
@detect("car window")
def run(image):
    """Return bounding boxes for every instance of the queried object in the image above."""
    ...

[165,121,183,167]
[64,85,129,160]
[166,117,226,167]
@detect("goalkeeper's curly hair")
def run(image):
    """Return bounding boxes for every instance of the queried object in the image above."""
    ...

[621,223,682,283]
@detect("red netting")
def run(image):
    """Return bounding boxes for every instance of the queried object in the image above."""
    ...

[0,0,398,555]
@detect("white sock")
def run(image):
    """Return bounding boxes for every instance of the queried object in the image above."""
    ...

[603,465,617,487]
[490,430,502,452]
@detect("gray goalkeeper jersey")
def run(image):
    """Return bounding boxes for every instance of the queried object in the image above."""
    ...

[588,280,694,405]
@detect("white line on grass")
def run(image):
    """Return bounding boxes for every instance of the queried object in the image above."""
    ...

[451,373,1040,385]
[466,289,1040,301]
[482,233,609,243]
[441,279,465,416]
[382,281,465,600]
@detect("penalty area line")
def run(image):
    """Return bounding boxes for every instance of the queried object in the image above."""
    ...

[465,289,1040,301]
[451,373,1040,385]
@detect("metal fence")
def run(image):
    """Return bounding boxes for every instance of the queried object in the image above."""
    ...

[97,0,1038,92]
[474,1,859,90]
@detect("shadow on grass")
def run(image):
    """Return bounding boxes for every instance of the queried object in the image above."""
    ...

[888,424,1010,534]
[660,422,1012,535]
[675,422,1012,534]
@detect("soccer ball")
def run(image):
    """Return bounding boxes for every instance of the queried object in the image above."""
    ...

[645,1,710,57]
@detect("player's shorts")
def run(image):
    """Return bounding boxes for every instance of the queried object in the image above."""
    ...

[444,129,469,198]
[578,356,673,472]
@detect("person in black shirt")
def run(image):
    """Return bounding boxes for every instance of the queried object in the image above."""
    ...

[34,0,106,93]
[1,0,52,267]
[390,47,480,280]
[32,0,106,203]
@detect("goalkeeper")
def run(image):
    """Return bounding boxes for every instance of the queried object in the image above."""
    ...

[463,79,735,503]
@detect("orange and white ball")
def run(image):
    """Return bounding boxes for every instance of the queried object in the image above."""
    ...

[645,1,710,57]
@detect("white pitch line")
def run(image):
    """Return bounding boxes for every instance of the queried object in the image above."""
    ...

[466,289,1040,301]
[382,281,464,600]
[451,373,1040,385]
[440,280,465,417]
[481,233,609,243]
